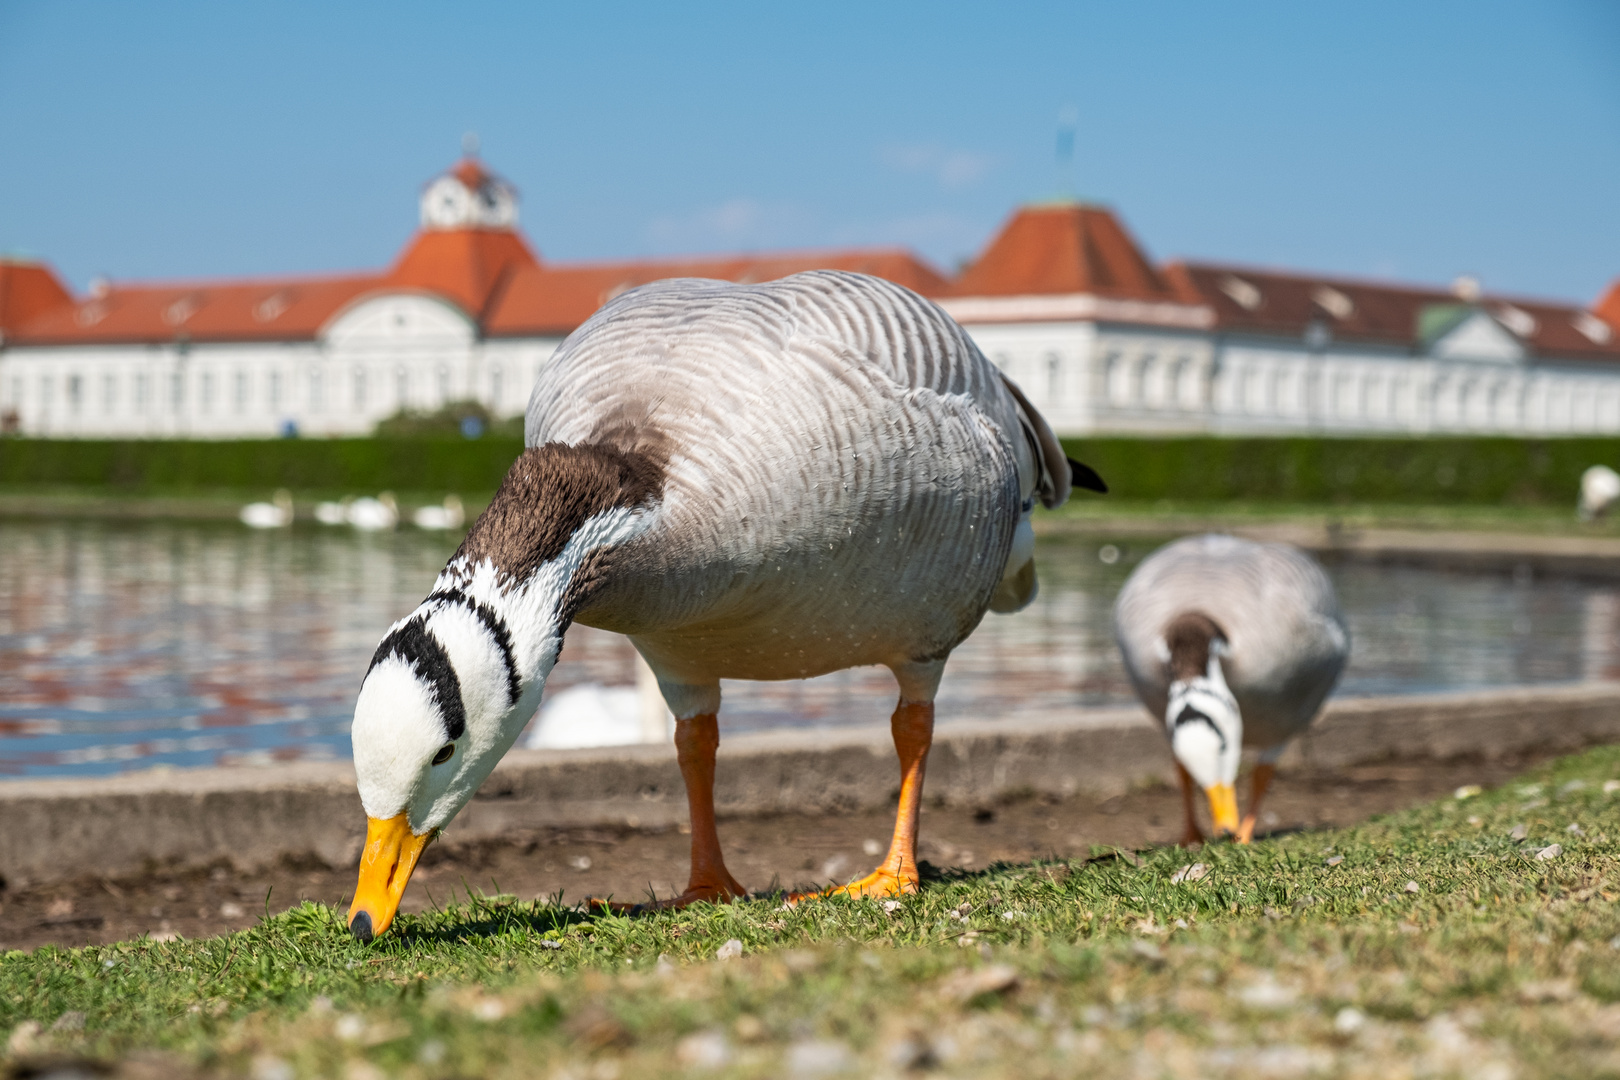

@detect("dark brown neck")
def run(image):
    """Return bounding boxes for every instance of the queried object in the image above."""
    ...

[1164,611,1225,681]
[453,441,666,587]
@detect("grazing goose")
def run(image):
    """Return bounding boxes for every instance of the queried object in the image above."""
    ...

[346,270,1105,941]
[1113,534,1348,845]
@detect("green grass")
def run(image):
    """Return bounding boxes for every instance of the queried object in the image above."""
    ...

[8,748,1620,1078]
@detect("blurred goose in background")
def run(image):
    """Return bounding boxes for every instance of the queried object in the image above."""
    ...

[343,270,1105,941]
[346,493,399,532]
[1579,465,1620,522]
[238,489,293,529]
[1114,534,1349,845]
[411,495,465,531]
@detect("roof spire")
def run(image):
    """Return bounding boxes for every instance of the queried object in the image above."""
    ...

[1054,104,1079,202]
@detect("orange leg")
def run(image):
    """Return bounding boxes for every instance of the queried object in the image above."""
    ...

[1236,762,1276,844]
[596,713,745,913]
[1176,762,1205,847]
[794,699,934,901]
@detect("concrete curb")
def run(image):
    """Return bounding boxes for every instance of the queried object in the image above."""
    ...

[2,682,1618,887]
[1039,518,1620,580]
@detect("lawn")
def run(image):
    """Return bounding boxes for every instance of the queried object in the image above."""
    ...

[6,746,1620,1079]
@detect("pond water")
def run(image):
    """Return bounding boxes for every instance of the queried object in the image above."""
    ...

[1,519,1617,777]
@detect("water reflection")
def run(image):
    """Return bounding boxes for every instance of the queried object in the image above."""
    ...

[0,520,1614,776]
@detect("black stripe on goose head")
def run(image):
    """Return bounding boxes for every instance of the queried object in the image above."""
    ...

[367,617,466,741]
[426,587,521,707]
[1171,703,1228,752]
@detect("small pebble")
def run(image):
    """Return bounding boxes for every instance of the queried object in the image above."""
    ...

[1604,779,1620,794]
[1325,855,1345,867]
[882,899,901,914]
[1404,881,1421,894]
[1454,785,1481,800]
[1535,844,1562,861]
[1567,823,1585,835]
[1509,823,1528,841]
[1334,1007,1365,1035]
[1171,863,1209,883]
[716,938,743,961]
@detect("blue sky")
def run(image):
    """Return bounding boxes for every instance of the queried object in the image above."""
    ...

[1,1,1616,301]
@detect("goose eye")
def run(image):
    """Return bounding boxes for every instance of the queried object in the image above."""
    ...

[431,743,455,766]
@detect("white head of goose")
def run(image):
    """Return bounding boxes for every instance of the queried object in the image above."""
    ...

[1113,534,1349,846]
[346,270,1105,941]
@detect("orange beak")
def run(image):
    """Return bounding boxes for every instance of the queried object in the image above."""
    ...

[1206,784,1240,837]
[347,812,434,943]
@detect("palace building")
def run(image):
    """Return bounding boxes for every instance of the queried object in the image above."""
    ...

[2,155,1617,439]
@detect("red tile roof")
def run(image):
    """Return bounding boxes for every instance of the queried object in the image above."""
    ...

[949,202,1180,302]
[1597,279,1620,333]
[485,248,948,337]
[1167,262,1620,362]
[0,260,74,337]
[8,271,387,346]
[388,227,539,319]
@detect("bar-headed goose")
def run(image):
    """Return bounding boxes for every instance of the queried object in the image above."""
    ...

[1113,534,1349,845]
[345,270,1104,940]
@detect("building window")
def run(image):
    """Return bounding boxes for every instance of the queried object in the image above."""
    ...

[1045,353,1061,403]
[200,372,214,413]
[309,369,324,412]
[268,371,282,409]
[395,366,409,407]
[353,367,367,411]
[234,371,248,412]
[490,364,503,406]
[135,373,149,412]
[437,365,451,404]
[67,375,83,413]
[9,377,20,407]
[170,372,184,409]
[103,374,117,413]
[40,375,53,409]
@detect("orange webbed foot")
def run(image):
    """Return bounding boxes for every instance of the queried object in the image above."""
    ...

[786,865,918,904]
[1235,816,1258,844]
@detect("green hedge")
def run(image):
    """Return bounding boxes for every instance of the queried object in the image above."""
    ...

[0,437,528,495]
[1062,436,1619,505]
[0,435,1615,505]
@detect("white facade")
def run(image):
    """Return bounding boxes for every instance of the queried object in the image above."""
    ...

[954,312,1620,438]
[0,296,563,439]
[9,301,1620,440]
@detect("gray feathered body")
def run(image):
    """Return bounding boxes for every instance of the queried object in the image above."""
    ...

[525,271,1063,688]
[1113,534,1349,750]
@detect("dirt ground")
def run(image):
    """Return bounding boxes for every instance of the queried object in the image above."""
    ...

[0,752,1558,952]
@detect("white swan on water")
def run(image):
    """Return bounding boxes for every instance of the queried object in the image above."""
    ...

[238,490,293,529]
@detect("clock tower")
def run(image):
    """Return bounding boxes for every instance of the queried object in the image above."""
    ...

[419,156,519,231]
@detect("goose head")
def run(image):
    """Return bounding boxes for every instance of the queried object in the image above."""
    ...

[346,442,662,942]
[1160,612,1241,836]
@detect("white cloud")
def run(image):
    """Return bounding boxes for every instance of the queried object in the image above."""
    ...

[877,143,994,190]
[643,198,813,251]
